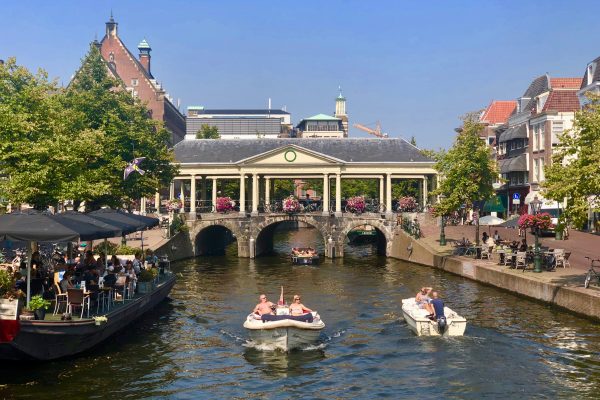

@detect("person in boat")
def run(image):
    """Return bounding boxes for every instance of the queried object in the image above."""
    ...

[253,294,275,317]
[289,295,312,316]
[133,252,143,273]
[430,291,445,321]
[415,287,434,315]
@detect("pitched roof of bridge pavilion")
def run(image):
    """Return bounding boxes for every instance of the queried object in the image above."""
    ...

[173,138,434,165]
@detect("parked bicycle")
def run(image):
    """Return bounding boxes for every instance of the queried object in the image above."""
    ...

[584,256,600,289]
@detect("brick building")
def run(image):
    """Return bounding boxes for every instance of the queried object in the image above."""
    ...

[97,16,185,144]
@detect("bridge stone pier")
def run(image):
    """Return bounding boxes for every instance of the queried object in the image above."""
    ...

[187,213,396,259]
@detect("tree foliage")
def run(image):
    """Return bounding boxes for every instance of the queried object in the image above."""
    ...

[432,119,496,216]
[0,46,178,210]
[544,93,600,228]
[196,124,220,139]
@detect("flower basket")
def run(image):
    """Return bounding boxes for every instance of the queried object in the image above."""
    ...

[398,196,417,212]
[216,197,234,213]
[166,199,182,212]
[518,213,553,231]
[283,196,301,214]
[346,196,365,214]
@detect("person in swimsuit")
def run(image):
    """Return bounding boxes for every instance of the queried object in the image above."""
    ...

[289,294,312,316]
[415,287,434,315]
[253,294,275,318]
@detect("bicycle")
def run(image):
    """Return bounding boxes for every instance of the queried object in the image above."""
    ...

[584,256,600,289]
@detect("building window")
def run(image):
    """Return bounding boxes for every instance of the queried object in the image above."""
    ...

[552,121,563,145]
[539,158,545,181]
[109,52,114,62]
[532,124,539,151]
[539,123,545,150]
[533,159,539,182]
[131,78,139,87]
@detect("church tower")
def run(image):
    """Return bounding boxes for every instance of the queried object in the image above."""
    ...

[334,86,348,137]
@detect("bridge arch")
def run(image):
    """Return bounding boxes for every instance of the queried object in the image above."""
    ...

[253,215,329,257]
[191,219,243,256]
[338,219,394,257]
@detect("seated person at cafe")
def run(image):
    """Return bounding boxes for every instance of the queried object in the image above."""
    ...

[103,266,117,286]
[493,230,501,243]
[509,240,519,250]
[132,252,143,274]
[14,272,27,293]
[518,239,528,252]
[482,232,489,243]
[95,252,107,275]
[83,268,98,286]
[60,272,74,293]
[83,251,96,269]
[30,251,43,270]
[485,235,495,248]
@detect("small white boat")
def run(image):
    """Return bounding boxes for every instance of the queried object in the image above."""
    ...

[243,306,325,351]
[401,298,467,337]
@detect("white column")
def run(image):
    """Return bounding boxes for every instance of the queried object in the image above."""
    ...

[211,178,217,211]
[190,176,197,215]
[239,174,246,213]
[386,174,392,215]
[265,178,271,206]
[379,176,384,205]
[252,173,259,214]
[169,181,175,201]
[140,197,146,214]
[322,174,329,214]
[179,181,185,213]
[335,173,342,216]
[155,191,160,213]
[423,177,428,208]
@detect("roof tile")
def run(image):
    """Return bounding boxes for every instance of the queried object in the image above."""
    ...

[480,100,517,124]
[542,90,581,113]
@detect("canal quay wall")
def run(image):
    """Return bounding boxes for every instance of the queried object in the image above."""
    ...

[153,231,194,262]
[390,229,600,321]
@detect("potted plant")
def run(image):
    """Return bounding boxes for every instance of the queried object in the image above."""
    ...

[215,196,234,213]
[93,315,108,326]
[0,270,23,320]
[28,295,51,320]
[282,195,301,214]
[346,196,366,214]
[137,268,158,294]
[398,196,418,212]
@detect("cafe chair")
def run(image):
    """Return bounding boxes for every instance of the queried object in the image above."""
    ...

[53,283,68,315]
[515,252,527,270]
[554,249,568,268]
[67,288,90,319]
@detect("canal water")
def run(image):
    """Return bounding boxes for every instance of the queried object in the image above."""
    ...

[1,227,599,399]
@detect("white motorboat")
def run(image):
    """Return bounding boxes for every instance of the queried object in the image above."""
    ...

[401,298,467,337]
[243,306,325,351]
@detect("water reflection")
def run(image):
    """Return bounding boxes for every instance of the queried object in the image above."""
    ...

[243,348,325,378]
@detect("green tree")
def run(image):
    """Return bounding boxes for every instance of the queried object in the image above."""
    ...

[196,124,220,139]
[544,93,600,228]
[60,44,178,210]
[273,179,295,200]
[0,58,69,208]
[432,118,497,243]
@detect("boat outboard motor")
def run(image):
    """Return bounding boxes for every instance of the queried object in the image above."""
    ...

[437,316,447,334]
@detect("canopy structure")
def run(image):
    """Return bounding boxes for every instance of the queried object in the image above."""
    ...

[89,209,158,235]
[50,212,123,241]
[499,217,520,228]
[483,197,506,213]
[0,212,81,243]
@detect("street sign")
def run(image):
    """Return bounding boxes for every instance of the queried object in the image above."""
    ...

[512,193,520,200]
[513,199,521,205]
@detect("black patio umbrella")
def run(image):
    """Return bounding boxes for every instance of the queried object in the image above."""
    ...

[88,209,150,235]
[50,212,123,241]
[498,216,520,228]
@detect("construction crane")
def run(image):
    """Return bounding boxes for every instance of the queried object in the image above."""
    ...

[353,121,388,138]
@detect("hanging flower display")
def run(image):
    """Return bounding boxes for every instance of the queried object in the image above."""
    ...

[518,213,553,230]
[166,199,182,212]
[398,196,418,212]
[283,195,301,213]
[216,197,235,213]
[346,196,366,214]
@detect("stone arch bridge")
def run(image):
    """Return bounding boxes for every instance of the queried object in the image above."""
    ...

[187,213,396,258]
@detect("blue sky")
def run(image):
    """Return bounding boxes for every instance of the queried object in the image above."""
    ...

[3,1,598,149]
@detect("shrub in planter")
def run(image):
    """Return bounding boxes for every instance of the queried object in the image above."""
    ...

[28,295,51,320]
[137,268,158,294]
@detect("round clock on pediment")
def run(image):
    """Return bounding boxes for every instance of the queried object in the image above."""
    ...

[284,150,297,162]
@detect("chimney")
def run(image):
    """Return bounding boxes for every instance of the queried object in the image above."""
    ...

[138,39,152,76]
[105,12,118,37]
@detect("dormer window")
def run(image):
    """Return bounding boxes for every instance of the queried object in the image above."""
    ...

[109,52,115,62]
[131,78,138,87]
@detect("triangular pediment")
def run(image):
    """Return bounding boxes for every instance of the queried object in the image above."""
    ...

[238,145,344,166]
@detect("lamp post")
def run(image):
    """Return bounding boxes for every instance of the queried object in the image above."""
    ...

[531,196,543,273]
[439,195,447,246]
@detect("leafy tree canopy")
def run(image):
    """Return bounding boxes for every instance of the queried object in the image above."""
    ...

[0,46,178,210]
[432,118,496,216]
[196,124,220,139]
[544,93,600,228]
